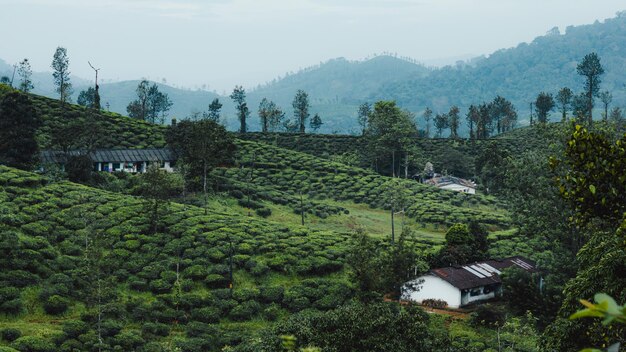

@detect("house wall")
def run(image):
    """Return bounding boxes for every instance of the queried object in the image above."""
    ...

[401,275,461,308]
[460,285,497,306]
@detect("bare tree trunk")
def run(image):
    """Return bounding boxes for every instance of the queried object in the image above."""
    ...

[203,162,208,215]
[392,151,395,178]
[404,153,408,179]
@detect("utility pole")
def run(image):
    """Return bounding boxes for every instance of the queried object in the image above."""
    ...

[228,240,234,294]
[529,102,534,126]
[88,61,101,110]
[300,191,305,226]
[390,198,395,244]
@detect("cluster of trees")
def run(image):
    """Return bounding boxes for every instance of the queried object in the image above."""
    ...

[228,86,323,134]
[531,52,622,125]
[126,80,173,124]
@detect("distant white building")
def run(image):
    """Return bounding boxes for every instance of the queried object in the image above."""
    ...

[424,176,476,194]
[402,256,537,308]
[41,148,177,173]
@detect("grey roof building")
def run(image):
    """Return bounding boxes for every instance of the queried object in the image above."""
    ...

[41,148,177,173]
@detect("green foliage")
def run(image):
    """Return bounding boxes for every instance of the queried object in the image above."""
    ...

[126,79,172,124]
[552,124,626,225]
[42,294,69,315]
[10,336,55,352]
[254,302,439,352]
[0,328,21,342]
[0,91,41,169]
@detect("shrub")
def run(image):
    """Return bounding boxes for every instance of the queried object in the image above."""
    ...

[259,286,284,304]
[0,328,21,342]
[61,320,89,339]
[190,307,220,324]
[149,279,172,294]
[10,336,55,352]
[469,304,507,327]
[255,207,272,218]
[229,300,261,321]
[141,322,170,337]
[43,295,69,315]
[204,274,228,289]
[100,320,123,338]
[421,299,448,309]
[263,303,282,321]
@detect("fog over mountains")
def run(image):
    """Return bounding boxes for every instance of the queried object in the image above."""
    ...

[2,12,626,134]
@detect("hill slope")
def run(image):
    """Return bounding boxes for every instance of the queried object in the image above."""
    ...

[0,165,354,350]
[5,14,625,134]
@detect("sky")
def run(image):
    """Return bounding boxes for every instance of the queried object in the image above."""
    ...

[1,0,625,93]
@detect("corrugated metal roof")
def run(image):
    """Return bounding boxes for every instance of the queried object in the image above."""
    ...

[429,256,537,290]
[425,176,476,189]
[40,148,176,163]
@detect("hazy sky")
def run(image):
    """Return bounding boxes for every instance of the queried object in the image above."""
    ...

[1,0,624,92]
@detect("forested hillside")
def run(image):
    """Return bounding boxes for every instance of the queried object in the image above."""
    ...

[373,13,626,125]
[5,13,626,135]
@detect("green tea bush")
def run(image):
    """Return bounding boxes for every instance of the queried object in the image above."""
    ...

[10,336,55,352]
[229,300,262,321]
[0,287,22,315]
[141,322,170,338]
[61,320,89,339]
[190,307,220,324]
[43,295,69,315]
[0,328,21,342]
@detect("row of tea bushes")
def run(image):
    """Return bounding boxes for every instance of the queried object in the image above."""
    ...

[0,165,355,351]
[214,140,509,227]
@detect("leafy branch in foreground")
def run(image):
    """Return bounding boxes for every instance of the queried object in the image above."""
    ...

[570,293,625,352]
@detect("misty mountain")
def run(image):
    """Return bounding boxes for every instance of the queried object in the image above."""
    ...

[3,12,626,134]
[371,12,626,128]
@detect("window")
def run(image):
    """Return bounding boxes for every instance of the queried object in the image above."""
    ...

[470,288,483,297]
[112,163,121,171]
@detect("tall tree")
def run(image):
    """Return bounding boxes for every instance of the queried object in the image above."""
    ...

[205,98,222,122]
[598,90,612,121]
[147,83,172,124]
[258,98,273,132]
[17,59,33,93]
[475,103,493,139]
[572,92,589,122]
[292,89,310,133]
[535,92,555,123]
[268,103,285,132]
[423,107,433,138]
[166,119,236,212]
[490,96,517,133]
[230,85,248,133]
[310,113,323,132]
[466,105,479,139]
[51,47,73,104]
[127,80,172,123]
[556,87,573,122]
[576,52,604,124]
[366,101,418,176]
[0,92,41,169]
[448,105,460,138]
[137,164,183,234]
[77,87,96,108]
[357,102,371,136]
[127,80,150,120]
[357,102,372,136]
[434,113,448,138]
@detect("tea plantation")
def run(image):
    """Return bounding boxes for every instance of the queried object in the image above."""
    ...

[0,165,357,351]
[214,140,510,228]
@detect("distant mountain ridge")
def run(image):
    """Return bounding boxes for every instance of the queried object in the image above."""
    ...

[2,12,626,134]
